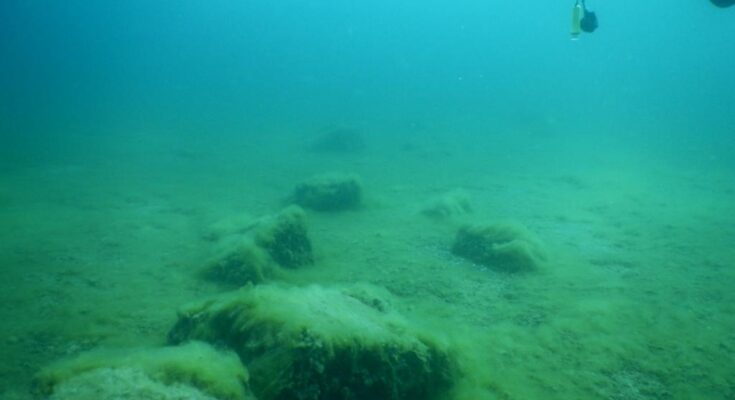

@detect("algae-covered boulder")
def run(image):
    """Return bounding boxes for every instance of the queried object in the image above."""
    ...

[168,284,455,400]
[203,206,313,286]
[253,205,313,268]
[34,341,253,400]
[451,222,546,272]
[292,173,362,211]
[420,190,472,219]
[204,241,274,286]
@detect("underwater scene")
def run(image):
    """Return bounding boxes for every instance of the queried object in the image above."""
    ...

[1,1,734,399]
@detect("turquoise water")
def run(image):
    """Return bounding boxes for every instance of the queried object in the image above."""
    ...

[1,1,734,399]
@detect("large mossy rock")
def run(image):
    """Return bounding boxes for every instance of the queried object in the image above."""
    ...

[451,222,546,272]
[292,173,362,211]
[168,284,455,400]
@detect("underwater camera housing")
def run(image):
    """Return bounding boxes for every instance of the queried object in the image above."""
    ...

[570,0,598,39]
[570,2,583,39]
[711,0,735,7]
[580,9,598,33]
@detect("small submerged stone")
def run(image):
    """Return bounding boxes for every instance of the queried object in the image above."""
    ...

[292,172,362,211]
[451,222,546,272]
[309,127,366,154]
[420,189,472,219]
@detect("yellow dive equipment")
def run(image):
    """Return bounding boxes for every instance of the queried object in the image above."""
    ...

[570,2,582,39]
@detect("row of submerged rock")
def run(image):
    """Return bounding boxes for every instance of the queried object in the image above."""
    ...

[33,168,547,400]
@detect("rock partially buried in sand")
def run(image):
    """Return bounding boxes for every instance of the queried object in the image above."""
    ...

[203,206,313,286]
[34,341,253,400]
[168,284,455,400]
[46,368,221,400]
[451,222,546,272]
[292,172,362,211]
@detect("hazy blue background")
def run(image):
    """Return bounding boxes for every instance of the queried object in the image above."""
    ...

[2,2,735,398]
[2,0,733,158]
